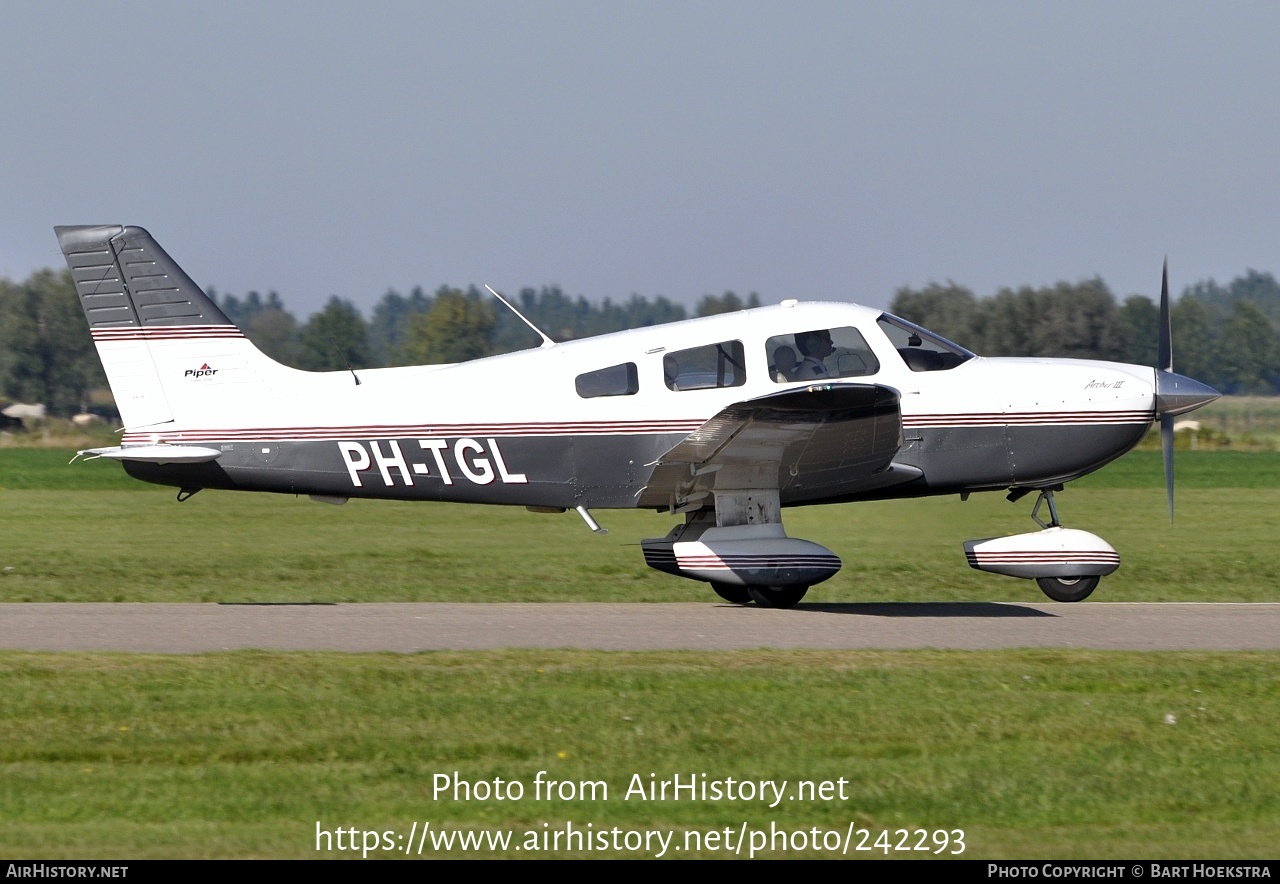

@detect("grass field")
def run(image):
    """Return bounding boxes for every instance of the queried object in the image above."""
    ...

[1,650,1277,859]
[1,449,1278,603]
[1,447,1278,859]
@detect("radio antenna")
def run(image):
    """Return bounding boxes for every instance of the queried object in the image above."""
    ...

[485,284,556,348]
[328,337,362,385]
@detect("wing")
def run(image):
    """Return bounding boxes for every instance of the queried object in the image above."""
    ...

[637,383,920,511]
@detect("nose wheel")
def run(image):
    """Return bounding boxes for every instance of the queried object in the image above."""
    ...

[1035,575,1099,603]
[1032,489,1100,601]
[975,487,1113,603]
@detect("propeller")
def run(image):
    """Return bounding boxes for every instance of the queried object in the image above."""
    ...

[1153,259,1221,523]
[1160,260,1175,523]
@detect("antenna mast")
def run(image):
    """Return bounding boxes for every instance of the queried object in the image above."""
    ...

[485,284,556,348]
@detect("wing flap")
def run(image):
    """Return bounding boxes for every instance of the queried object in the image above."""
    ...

[638,383,912,509]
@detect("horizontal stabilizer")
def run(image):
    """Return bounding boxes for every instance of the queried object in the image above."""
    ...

[75,445,223,464]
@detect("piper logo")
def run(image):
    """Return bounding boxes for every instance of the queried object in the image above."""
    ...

[185,363,219,379]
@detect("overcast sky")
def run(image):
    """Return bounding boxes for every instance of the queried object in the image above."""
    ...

[2,1,1277,318]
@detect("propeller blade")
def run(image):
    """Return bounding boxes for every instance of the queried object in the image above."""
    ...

[1158,258,1173,372]
[1157,259,1180,524]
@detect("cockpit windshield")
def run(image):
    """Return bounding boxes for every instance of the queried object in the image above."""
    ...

[876,314,976,372]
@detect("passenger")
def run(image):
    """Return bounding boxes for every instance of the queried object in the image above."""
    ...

[663,354,680,390]
[793,329,834,378]
[771,345,798,382]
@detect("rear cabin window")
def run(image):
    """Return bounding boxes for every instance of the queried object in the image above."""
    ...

[663,341,747,391]
[876,314,975,372]
[766,326,880,382]
[576,362,639,398]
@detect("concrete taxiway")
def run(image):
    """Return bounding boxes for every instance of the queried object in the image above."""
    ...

[0,602,1276,652]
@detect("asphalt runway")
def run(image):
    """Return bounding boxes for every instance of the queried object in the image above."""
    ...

[0,602,1278,652]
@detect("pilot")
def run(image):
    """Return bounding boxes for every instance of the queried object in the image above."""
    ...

[771,345,798,382]
[793,329,834,379]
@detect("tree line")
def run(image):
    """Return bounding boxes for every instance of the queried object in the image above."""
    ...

[0,273,757,416]
[208,285,757,372]
[1,266,1276,418]
[889,271,1280,395]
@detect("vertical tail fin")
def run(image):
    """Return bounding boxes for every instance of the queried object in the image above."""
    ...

[55,225,234,329]
[55,225,267,430]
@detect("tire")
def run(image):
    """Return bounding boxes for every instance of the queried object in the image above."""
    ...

[747,585,809,609]
[1036,575,1099,603]
[709,582,753,605]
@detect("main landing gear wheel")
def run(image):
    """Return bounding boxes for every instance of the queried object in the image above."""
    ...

[747,585,809,609]
[709,582,753,605]
[1036,575,1099,603]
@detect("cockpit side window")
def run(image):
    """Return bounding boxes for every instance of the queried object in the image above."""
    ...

[876,314,975,372]
[576,362,639,398]
[766,326,880,383]
[664,341,746,391]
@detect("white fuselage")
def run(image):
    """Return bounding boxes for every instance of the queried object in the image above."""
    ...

[112,301,1157,507]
